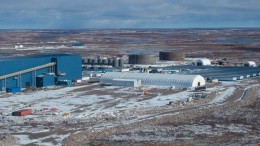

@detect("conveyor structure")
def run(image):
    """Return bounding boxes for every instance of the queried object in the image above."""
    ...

[0,62,56,90]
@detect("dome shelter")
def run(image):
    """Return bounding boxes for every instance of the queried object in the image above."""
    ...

[244,61,256,67]
[101,72,205,88]
[195,59,211,66]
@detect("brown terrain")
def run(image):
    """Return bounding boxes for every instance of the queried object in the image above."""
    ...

[0,29,259,146]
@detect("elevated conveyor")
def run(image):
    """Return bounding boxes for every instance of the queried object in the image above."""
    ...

[0,62,56,80]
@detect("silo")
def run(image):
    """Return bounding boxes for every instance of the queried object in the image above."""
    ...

[159,51,184,61]
[113,58,119,68]
[92,58,98,64]
[102,58,108,65]
[87,58,92,64]
[128,54,156,64]
[98,58,102,65]
[108,58,113,65]
[82,57,88,64]
[119,58,124,68]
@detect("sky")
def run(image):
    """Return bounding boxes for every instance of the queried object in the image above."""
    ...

[0,0,260,29]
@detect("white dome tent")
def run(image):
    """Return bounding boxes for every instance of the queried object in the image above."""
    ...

[244,61,256,67]
[195,59,211,66]
[101,72,205,88]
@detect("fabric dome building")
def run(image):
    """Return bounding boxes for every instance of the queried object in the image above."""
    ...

[101,72,205,88]
[195,59,211,66]
[244,61,256,67]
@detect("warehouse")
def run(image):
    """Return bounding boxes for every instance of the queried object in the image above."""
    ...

[159,65,260,81]
[101,72,205,88]
[0,53,82,92]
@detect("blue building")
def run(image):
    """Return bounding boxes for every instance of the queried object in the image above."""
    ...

[0,53,82,92]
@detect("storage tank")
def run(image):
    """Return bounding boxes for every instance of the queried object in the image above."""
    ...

[108,58,113,65]
[128,54,156,64]
[159,51,184,61]
[82,58,87,64]
[102,58,108,65]
[92,58,98,64]
[113,58,119,68]
[98,58,102,65]
[87,58,92,64]
[119,58,124,68]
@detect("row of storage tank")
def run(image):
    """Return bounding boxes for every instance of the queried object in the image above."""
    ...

[129,51,185,64]
[82,57,124,68]
[82,51,184,66]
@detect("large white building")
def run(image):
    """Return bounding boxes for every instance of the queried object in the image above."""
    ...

[244,61,256,67]
[101,72,205,88]
[195,59,211,66]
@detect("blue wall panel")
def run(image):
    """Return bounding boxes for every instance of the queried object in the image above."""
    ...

[36,75,55,87]
[55,55,82,81]
[0,53,82,91]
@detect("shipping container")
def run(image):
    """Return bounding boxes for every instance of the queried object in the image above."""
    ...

[12,109,32,116]
[6,87,21,93]
[58,80,73,86]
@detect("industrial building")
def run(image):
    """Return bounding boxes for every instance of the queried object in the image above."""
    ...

[159,65,260,81]
[101,72,205,88]
[0,53,82,92]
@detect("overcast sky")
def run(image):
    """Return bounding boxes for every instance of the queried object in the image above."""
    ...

[0,0,260,29]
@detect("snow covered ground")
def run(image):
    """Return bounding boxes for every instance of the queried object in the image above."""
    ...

[0,80,253,145]
[0,83,197,145]
[209,87,236,104]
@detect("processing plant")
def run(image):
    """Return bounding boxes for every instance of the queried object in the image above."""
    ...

[0,53,82,92]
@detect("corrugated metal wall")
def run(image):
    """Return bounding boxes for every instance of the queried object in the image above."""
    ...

[0,54,82,91]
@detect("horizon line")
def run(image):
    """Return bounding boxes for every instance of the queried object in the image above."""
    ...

[1,27,260,31]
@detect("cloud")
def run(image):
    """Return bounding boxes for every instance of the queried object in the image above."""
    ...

[0,0,259,29]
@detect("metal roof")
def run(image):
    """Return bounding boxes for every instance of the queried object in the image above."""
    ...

[0,53,80,62]
[101,72,205,88]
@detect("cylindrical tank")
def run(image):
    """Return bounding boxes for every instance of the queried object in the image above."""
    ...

[159,51,184,61]
[98,58,102,65]
[92,58,98,64]
[108,58,113,65]
[82,58,87,64]
[128,54,156,64]
[102,58,108,65]
[119,58,124,68]
[87,58,92,64]
[113,58,119,68]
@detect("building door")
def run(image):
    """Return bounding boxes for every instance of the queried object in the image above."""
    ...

[198,82,200,86]
[197,62,202,66]
[25,82,30,88]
